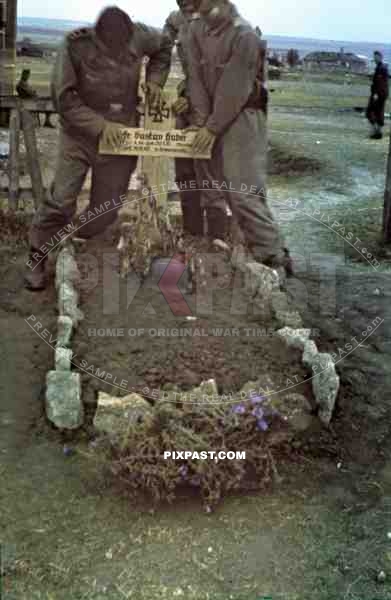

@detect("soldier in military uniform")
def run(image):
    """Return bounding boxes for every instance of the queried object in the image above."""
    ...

[163,0,205,237]
[188,0,290,271]
[25,6,171,290]
[366,51,389,140]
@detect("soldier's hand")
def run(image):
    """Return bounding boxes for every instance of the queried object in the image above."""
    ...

[143,82,163,110]
[373,93,379,101]
[102,121,124,149]
[192,127,216,155]
[172,97,190,115]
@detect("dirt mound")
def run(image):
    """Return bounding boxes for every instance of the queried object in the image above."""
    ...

[73,237,311,399]
[269,143,323,176]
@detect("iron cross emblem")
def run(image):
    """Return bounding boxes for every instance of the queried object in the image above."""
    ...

[148,100,170,123]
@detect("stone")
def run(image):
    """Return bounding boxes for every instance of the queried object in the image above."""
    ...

[212,239,231,254]
[253,296,273,320]
[56,316,73,348]
[244,262,279,298]
[199,379,219,396]
[275,310,304,329]
[271,392,312,423]
[55,347,73,371]
[239,381,262,399]
[276,327,312,351]
[189,379,219,404]
[46,371,83,430]
[231,244,248,271]
[278,393,314,432]
[267,393,315,439]
[377,571,387,583]
[271,290,303,328]
[94,392,154,436]
[55,244,80,289]
[271,289,289,312]
[239,376,276,399]
[310,354,340,426]
[302,340,319,367]
[58,282,84,326]
[290,413,317,432]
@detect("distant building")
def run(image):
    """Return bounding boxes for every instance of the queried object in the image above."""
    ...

[303,49,369,74]
[17,39,43,57]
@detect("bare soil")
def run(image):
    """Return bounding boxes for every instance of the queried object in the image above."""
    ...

[72,235,311,403]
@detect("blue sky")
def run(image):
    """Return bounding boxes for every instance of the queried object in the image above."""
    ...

[19,0,390,43]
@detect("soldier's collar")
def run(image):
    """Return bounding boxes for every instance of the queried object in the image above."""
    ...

[205,3,239,35]
[92,29,138,60]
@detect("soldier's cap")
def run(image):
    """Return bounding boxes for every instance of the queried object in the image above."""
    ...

[177,0,202,11]
[374,50,384,58]
[95,6,134,40]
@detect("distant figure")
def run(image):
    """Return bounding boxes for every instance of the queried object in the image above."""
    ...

[366,51,389,140]
[255,26,262,38]
[16,69,37,99]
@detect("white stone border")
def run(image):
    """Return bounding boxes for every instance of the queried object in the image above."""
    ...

[45,242,84,430]
[231,247,340,426]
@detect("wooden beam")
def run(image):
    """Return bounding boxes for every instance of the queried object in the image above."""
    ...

[0,96,54,111]
[142,92,175,208]
[383,127,391,243]
[8,106,20,209]
[0,0,17,97]
[21,107,44,209]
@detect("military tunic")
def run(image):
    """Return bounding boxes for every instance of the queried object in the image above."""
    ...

[30,23,171,249]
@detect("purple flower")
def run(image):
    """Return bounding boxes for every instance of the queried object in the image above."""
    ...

[190,476,201,487]
[257,418,269,432]
[252,406,264,420]
[249,394,266,405]
[179,464,189,479]
[232,403,246,415]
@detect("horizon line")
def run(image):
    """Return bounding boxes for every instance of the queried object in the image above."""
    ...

[17,15,391,47]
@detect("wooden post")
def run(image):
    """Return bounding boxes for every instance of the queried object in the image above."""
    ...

[142,90,175,209]
[8,106,20,209]
[383,127,391,243]
[21,107,44,209]
[0,0,17,125]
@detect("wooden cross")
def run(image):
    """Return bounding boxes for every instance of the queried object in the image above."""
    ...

[141,81,175,210]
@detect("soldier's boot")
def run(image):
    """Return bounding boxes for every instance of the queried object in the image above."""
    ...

[283,248,294,277]
[16,81,37,99]
[181,191,204,236]
[370,124,383,140]
[263,248,294,283]
[206,207,227,241]
[24,250,48,291]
